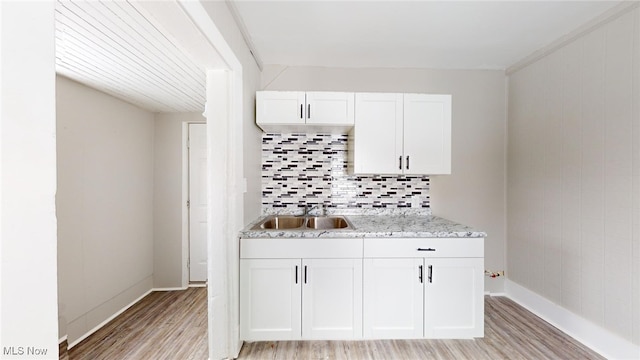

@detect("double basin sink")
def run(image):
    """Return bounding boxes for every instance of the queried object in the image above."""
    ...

[252,215,353,231]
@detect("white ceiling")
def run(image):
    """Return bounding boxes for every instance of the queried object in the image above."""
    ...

[55,0,226,113]
[231,0,624,70]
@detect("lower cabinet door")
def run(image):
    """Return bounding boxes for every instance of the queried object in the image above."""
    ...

[363,258,424,339]
[302,258,363,339]
[240,259,302,340]
[424,257,484,338]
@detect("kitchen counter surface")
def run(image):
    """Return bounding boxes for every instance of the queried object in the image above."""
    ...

[239,214,486,239]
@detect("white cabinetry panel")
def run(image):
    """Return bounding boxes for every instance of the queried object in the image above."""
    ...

[351,92,451,175]
[403,94,451,174]
[256,91,305,125]
[352,93,403,174]
[364,258,423,339]
[302,258,363,339]
[256,91,354,132]
[240,259,301,341]
[424,258,484,338]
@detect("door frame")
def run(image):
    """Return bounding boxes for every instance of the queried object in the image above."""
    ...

[179,2,245,358]
[182,121,206,288]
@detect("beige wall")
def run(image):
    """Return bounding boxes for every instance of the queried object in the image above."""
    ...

[262,66,507,293]
[56,75,155,344]
[507,7,639,345]
[153,113,204,289]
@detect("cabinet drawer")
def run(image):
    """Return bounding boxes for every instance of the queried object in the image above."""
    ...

[364,238,483,258]
[241,238,363,259]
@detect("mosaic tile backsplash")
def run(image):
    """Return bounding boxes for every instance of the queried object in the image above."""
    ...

[262,133,431,214]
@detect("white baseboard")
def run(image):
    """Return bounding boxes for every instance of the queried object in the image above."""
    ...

[505,279,640,360]
[68,289,153,349]
[66,287,190,349]
[189,283,207,288]
[58,335,67,345]
[152,287,188,291]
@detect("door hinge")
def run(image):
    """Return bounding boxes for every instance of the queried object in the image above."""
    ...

[187,200,190,208]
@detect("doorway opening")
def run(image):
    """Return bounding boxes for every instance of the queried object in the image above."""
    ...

[187,123,208,284]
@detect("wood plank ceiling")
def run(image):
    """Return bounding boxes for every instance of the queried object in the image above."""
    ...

[55,0,207,113]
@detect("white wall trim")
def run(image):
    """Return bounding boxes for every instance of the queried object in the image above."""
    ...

[152,287,189,291]
[506,1,640,75]
[68,289,153,349]
[58,335,67,345]
[178,2,245,359]
[505,279,640,360]
[189,283,207,288]
[181,122,190,288]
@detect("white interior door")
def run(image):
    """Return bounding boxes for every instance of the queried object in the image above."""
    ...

[189,123,207,282]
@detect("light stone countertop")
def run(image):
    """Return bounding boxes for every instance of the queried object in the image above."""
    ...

[239,214,487,239]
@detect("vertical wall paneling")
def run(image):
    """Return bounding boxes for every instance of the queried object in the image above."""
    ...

[561,39,583,313]
[507,8,639,345]
[603,10,635,339]
[632,4,640,345]
[580,25,606,325]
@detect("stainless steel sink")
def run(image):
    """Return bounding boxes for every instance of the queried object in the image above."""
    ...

[306,216,350,230]
[251,215,353,231]
[259,216,305,229]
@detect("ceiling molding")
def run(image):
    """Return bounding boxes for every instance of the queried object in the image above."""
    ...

[506,1,640,75]
[226,0,263,71]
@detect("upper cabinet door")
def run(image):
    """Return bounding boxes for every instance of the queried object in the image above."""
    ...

[256,91,306,125]
[403,94,452,175]
[305,92,354,125]
[353,93,404,174]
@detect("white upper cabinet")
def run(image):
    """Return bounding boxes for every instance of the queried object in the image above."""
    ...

[256,91,354,132]
[350,93,451,175]
[403,94,451,175]
[351,93,404,175]
[256,91,306,126]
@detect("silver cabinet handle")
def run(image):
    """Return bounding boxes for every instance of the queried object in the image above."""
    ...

[419,265,423,283]
[307,104,311,119]
[304,265,308,284]
[399,156,403,170]
[406,156,410,170]
[417,248,436,252]
[300,104,303,119]
[295,265,298,284]
[428,265,433,283]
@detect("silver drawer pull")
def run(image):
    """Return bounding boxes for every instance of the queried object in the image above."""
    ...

[417,248,436,251]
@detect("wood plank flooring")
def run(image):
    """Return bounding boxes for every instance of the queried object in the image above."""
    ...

[239,297,604,360]
[65,288,604,360]
[66,287,208,360]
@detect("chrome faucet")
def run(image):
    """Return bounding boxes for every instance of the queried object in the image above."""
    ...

[301,204,325,216]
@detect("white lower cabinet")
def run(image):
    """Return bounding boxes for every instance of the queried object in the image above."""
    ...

[363,258,424,339]
[240,239,363,341]
[240,259,302,341]
[363,238,485,339]
[364,257,484,339]
[302,258,362,339]
[423,258,484,338]
[240,237,484,341]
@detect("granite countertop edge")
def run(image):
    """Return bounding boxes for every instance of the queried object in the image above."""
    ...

[239,215,487,239]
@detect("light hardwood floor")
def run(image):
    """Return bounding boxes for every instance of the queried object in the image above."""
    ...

[64,288,604,360]
[65,287,208,360]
